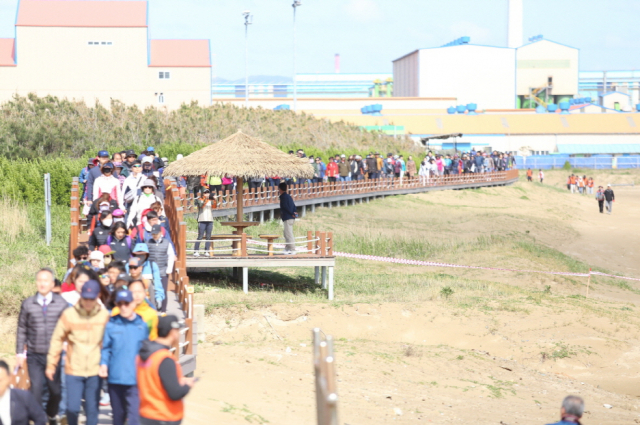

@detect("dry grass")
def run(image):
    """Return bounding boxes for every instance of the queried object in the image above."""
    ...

[0,197,31,242]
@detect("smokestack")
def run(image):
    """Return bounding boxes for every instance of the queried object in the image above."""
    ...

[334,54,340,74]
[508,0,523,48]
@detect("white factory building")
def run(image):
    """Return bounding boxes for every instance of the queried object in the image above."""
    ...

[392,37,579,110]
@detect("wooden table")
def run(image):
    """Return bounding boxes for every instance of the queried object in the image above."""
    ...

[220,221,260,235]
[258,235,281,256]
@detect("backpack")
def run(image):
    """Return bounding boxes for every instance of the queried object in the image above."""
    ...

[107,235,132,250]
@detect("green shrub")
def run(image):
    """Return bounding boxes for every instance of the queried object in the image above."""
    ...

[562,160,571,170]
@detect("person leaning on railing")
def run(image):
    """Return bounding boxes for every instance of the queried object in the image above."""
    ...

[193,189,214,257]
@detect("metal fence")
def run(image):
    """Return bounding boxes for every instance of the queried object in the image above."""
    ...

[516,156,640,170]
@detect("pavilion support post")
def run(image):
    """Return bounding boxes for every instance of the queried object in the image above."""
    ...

[270,209,274,221]
[236,176,244,222]
[315,266,320,285]
[243,268,248,294]
[328,202,332,209]
[311,204,315,213]
[260,210,264,224]
[302,205,306,217]
[328,266,334,300]
[321,266,327,289]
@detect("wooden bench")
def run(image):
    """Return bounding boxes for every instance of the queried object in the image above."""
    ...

[258,234,281,256]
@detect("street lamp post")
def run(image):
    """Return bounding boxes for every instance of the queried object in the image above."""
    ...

[243,11,252,108]
[292,1,302,112]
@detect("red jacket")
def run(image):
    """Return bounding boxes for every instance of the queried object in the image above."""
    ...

[326,162,339,178]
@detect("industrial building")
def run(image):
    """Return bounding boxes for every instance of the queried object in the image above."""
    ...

[0,0,212,109]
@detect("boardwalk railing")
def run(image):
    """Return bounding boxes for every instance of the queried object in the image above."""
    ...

[178,170,519,213]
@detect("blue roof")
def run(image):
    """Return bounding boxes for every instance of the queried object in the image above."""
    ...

[557,144,640,154]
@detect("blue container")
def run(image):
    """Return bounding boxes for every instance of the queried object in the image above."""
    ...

[586,97,592,103]
[547,103,558,113]
[456,105,467,114]
[373,104,383,113]
[636,104,640,112]
[447,106,456,114]
[535,106,546,113]
[466,103,477,115]
[559,101,570,114]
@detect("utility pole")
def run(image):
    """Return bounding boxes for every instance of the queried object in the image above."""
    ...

[292,1,302,112]
[243,11,252,108]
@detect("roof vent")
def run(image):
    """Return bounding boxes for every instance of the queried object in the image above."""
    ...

[442,36,470,47]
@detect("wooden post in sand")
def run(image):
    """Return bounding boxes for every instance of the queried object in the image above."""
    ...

[586,268,592,298]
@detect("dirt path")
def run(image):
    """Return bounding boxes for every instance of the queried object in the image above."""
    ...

[184,171,640,424]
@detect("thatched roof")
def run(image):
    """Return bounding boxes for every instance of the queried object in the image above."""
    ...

[162,131,314,179]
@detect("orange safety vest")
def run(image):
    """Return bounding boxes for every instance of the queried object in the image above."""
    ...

[588,180,594,188]
[137,349,184,422]
[526,170,532,177]
[570,176,576,184]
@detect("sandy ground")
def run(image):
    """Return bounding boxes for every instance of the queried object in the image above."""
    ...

[182,171,640,425]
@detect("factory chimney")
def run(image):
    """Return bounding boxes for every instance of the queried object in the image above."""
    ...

[507,0,523,48]
[334,54,340,73]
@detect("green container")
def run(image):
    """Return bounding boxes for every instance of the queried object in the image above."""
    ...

[556,95,572,105]
[516,96,522,109]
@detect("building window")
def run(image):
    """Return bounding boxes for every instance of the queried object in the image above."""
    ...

[158,93,165,104]
[159,71,171,79]
[88,41,113,46]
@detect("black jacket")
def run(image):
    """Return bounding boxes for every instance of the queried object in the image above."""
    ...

[16,293,68,354]
[139,340,191,402]
[1,388,47,425]
[366,157,378,173]
[86,200,118,229]
[604,189,615,202]
[89,223,113,250]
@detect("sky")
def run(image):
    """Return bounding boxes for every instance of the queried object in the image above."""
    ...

[1,0,639,80]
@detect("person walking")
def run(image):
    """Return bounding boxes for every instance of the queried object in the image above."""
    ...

[526,168,532,182]
[604,184,615,214]
[127,180,164,229]
[129,244,164,310]
[111,280,158,340]
[46,280,110,425]
[193,188,214,257]
[0,360,47,425]
[569,174,577,194]
[587,177,594,195]
[93,162,124,210]
[545,395,584,425]
[145,225,176,313]
[595,185,605,213]
[278,182,297,255]
[539,169,544,183]
[100,289,149,425]
[85,150,113,205]
[16,268,68,425]
[137,315,195,425]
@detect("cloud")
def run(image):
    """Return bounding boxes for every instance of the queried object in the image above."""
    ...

[345,0,383,23]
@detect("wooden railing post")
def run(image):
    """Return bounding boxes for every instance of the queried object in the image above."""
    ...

[327,232,333,256]
[184,318,193,355]
[307,230,313,254]
[319,232,327,257]
[315,231,321,256]
[179,221,187,269]
[241,233,247,257]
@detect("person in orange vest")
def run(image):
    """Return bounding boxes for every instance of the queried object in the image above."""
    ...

[587,177,595,195]
[137,315,195,425]
[569,174,577,194]
[526,168,532,182]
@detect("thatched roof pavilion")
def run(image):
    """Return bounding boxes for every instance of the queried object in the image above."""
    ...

[163,130,314,226]
[162,130,314,180]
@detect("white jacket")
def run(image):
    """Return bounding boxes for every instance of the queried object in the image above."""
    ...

[127,192,164,227]
[93,175,124,209]
[122,173,146,202]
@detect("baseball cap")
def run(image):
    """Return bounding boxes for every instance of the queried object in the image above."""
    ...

[87,158,95,165]
[81,279,101,300]
[141,157,153,164]
[115,290,133,304]
[125,149,136,157]
[147,146,155,152]
[112,209,125,217]
[129,257,142,268]
[116,272,131,283]
[98,245,115,256]
[98,150,109,158]
[89,251,104,261]
[607,184,611,187]
[157,315,185,338]
[151,224,163,234]
[340,154,346,158]
[102,162,114,170]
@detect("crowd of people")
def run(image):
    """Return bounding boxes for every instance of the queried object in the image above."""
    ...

[5,147,196,425]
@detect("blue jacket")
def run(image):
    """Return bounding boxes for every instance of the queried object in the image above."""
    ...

[128,243,165,303]
[279,192,297,221]
[100,314,149,385]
